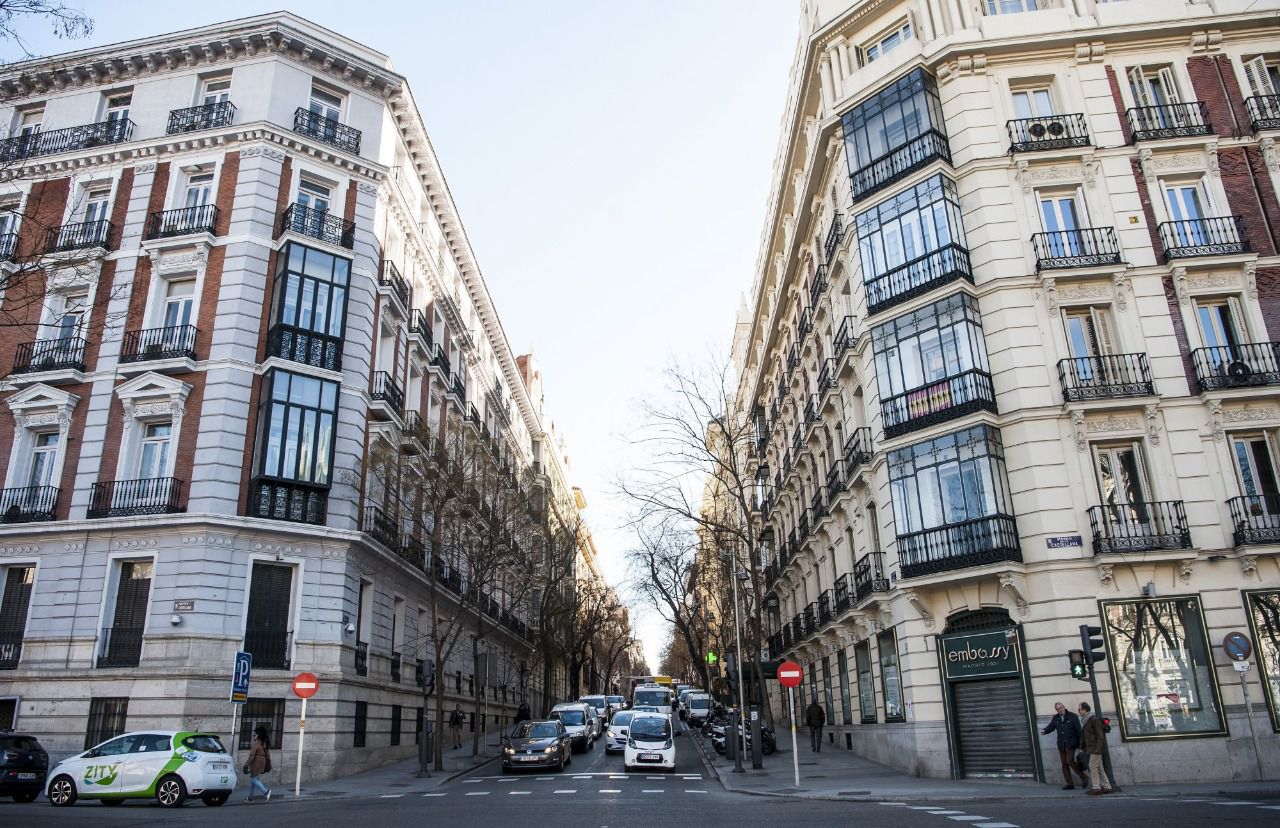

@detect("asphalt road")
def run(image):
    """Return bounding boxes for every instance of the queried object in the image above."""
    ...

[6,729,1279,827]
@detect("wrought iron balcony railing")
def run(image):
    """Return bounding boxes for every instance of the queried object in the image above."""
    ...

[293,107,362,155]
[798,306,813,340]
[267,323,342,371]
[824,212,844,263]
[0,485,58,523]
[88,477,184,518]
[355,640,369,676]
[825,462,843,503]
[881,368,997,438]
[243,627,291,670]
[279,202,355,248]
[97,625,144,668]
[1158,216,1247,260]
[835,316,856,355]
[853,553,889,604]
[1126,102,1211,141]
[834,572,851,614]
[13,337,87,373]
[782,624,793,650]
[1007,113,1090,153]
[851,129,951,203]
[843,427,872,486]
[804,395,820,428]
[0,633,20,669]
[768,632,784,658]
[146,204,218,239]
[1192,342,1280,392]
[1058,353,1154,401]
[802,605,817,636]
[0,231,17,261]
[371,370,405,414]
[167,101,236,135]
[818,590,833,626]
[120,324,198,363]
[1086,500,1190,555]
[362,504,400,550]
[381,261,410,307]
[1246,95,1280,132]
[1228,495,1280,546]
[46,218,111,253]
[898,514,1022,579]
[0,118,134,163]
[248,478,327,525]
[810,490,827,524]
[809,264,828,307]
[798,511,810,540]
[865,243,972,315]
[398,535,427,568]
[1032,226,1122,270]
[817,358,837,395]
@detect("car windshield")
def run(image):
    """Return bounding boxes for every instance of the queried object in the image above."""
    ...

[633,689,670,707]
[181,735,226,753]
[581,697,605,709]
[556,710,585,726]
[690,697,710,709]
[513,722,559,739]
[607,696,624,705]
[611,712,634,727]
[631,717,670,740]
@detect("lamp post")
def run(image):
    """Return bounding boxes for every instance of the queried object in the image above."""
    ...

[722,549,749,774]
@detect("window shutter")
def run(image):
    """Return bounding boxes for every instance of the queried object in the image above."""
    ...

[1243,56,1274,97]
[1090,307,1116,356]
[1157,67,1181,103]
[1128,67,1153,107]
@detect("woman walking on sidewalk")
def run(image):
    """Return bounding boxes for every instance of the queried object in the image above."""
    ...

[244,725,273,803]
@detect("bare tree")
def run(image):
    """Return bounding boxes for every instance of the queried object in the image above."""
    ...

[0,0,92,61]
[625,521,711,690]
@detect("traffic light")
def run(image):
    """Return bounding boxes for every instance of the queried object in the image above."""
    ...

[1080,624,1106,667]
[1101,717,1112,734]
[1068,649,1089,681]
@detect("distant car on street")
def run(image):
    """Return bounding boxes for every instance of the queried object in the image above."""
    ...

[502,720,572,773]
[685,693,713,726]
[578,695,610,732]
[604,710,635,754]
[606,695,627,713]
[549,703,596,752]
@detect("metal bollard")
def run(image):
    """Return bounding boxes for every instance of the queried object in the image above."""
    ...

[750,706,763,769]
[418,716,433,777]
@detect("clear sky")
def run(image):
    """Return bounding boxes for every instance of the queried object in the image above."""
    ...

[12,1,799,673]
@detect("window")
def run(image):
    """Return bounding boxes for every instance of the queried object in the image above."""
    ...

[134,422,172,482]
[878,629,904,722]
[0,699,15,730]
[986,0,1041,13]
[162,279,195,331]
[1128,65,1181,109]
[104,93,131,125]
[837,648,853,725]
[1244,590,1280,732]
[202,76,232,106]
[184,171,214,208]
[862,21,911,64]
[391,704,402,746]
[855,640,875,723]
[238,698,285,750]
[244,562,294,670]
[16,108,42,138]
[1063,305,1114,365]
[0,566,34,669]
[872,292,993,435]
[297,179,331,214]
[1093,441,1152,512]
[82,188,110,225]
[85,697,129,749]
[1038,189,1086,251]
[353,700,367,748]
[0,202,19,257]
[1232,433,1280,523]
[841,68,948,201]
[309,86,343,123]
[256,369,338,488]
[269,242,350,370]
[821,656,835,723]
[1164,180,1210,227]
[1100,597,1226,738]
[857,174,968,310]
[1012,87,1053,119]
[27,433,58,489]
[99,560,151,668]
[888,425,1019,574]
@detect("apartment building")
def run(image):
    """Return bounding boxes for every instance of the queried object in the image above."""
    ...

[0,13,589,781]
[735,0,1280,784]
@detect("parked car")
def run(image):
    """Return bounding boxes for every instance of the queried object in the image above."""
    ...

[502,720,572,773]
[606,694,627,713]
[677,688,693,719]
[685,693,713,726]
[46,731,235,807]
[604,710,635,754]
[624,713,675,772]
[578,695,610,732]
[0,732,48,803]
[549,703,595,752]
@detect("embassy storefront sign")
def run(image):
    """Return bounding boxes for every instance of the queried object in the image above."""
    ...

[937,610,1042,781]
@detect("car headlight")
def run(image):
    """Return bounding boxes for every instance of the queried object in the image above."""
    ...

[544,746,555,754]
[627,738,636,749]
[607,730,616,739]
[503,746,514,755]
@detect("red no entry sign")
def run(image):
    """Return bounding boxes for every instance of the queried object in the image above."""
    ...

[777,660,803,688]
[292,672,319,699]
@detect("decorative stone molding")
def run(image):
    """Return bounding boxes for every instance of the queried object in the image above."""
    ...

[239,143,287,162]
[1044,276,1058,314]
[1145,405,1162,446]
[998,573,1030,618]
[1096,563,1114,586]
[1015,160,1083,194]
[1173,266,1189,304]
[181,535,234,547]
[1086,415,1140,434]
[112,538,159,550]
[147,246,208,277]
[1241,555,1258,578]
[6,383,78,436]
[1074,42,1106,64]
[1188,29,1222,53]
[1113,271,1129,311]
[901,590,933,630]
[1245,261,1258,300]
[134,161,157,174]
[116,372,192,441]
[1083,151,1100,189]
[0,545,41,556]
[1224,404,1280,424]
[356,180,380,196]
[1262,137,1279,174]
[1138,148,1154,180]
[1207,399,1225,442]
[1072,411,1087,453]
[1058,282,1111,304]
[64,542,86,553]
[1207,142,1220,177]
[1179,559,1195,584]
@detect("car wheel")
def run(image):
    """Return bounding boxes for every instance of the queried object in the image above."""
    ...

[155,774,187,808]
[13,791,39,804]
[101,798,125,806]
[201,793,229,806]
[555,753,564,772]
[48,775,77,807]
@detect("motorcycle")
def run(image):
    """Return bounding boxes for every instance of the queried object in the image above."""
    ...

[709,720,775,756]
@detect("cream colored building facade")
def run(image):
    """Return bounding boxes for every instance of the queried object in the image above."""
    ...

[735,0,1280,784]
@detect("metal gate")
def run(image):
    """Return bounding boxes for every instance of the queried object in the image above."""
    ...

[953,678,1036,777]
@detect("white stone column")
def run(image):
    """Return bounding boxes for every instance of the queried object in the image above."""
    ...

[819,55,835,111]
[917,0,937,41]
[955,0,976,30]
[836,41,854,80]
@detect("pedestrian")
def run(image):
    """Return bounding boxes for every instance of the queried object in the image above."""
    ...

[516,700,531,724]
[1041,701,1087,789]
[804,698,826,752]
[244,725,272,803]
[1078,702,1113,795]
[449,704,464,749]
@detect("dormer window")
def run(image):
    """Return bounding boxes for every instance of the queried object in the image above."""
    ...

[202,76,232,106]
[104,94,131,126]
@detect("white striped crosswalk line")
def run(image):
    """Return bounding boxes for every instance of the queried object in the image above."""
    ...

[379,794,403,798]
[973,823,1018,828]
[553,789,576,794]
[685,789,707,794]
[422,793,447,798]
[642,789,663,793]
[948,817,990,822]
[465,791,490,796]
[929,811,965,816]
[509,790,531,795]
[599,788,622,793]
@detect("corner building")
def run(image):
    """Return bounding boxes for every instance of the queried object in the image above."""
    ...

[0,13,583,780]
[736,0,1280,784]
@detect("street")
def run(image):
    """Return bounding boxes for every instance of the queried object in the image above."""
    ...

[6,728,1279,828]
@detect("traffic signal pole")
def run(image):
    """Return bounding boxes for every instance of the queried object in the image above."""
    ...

[1079,624,1118,791]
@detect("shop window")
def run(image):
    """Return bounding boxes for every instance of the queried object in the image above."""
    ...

[1100,596,1226,739]
[878,629,904,722]
[1244,590,1280,732]
[837,649,853,725]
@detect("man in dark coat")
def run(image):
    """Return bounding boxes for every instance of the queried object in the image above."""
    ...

[1042,701,1087,789]
[804,699,826,752]
[1079,701,1113,795]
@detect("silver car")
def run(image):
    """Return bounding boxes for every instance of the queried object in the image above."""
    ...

[604,710,635,753]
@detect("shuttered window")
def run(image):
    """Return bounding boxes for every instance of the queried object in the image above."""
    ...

[953,679,1035,777]
[0,567,34,668]
[245,562,293,670]
[354,701,367,747]
[101,561,151,668]
[239,698,285,750]
[85,697,129,749]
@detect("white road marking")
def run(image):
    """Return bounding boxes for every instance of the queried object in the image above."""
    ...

[379,794,403,799]
[509,791,531,795]
[537,777,554,781]
[973,823,1019,828]
[909,806,946,811]
[642,789,663,793]
[573,775,591,779]
[682,775,701,780]
[1259,806,1280,810]
[498,778,517,783]
[599,789,622,793]
[465,791,490,796]
[462,779,483,784]
[685,789,707,794]
[929,811,965,816]
[609,775,625,779]
[1214,802,1261,806]
[879,803,910,806]
[949,818,990,822]
[553,789,576,794]
[647,776,665,780]
[421,793,447,798]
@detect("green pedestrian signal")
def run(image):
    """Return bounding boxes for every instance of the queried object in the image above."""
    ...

[705,651,718,665]
[1068,649,1089,681]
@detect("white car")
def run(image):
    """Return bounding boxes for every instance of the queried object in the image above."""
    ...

[624,713,675,772]
[550,703,596,752]
[47,731,237,808]
[604,710,635,753]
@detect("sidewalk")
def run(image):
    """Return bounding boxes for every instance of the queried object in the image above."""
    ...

[687,728,1280,802]
[228,735,502,804]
